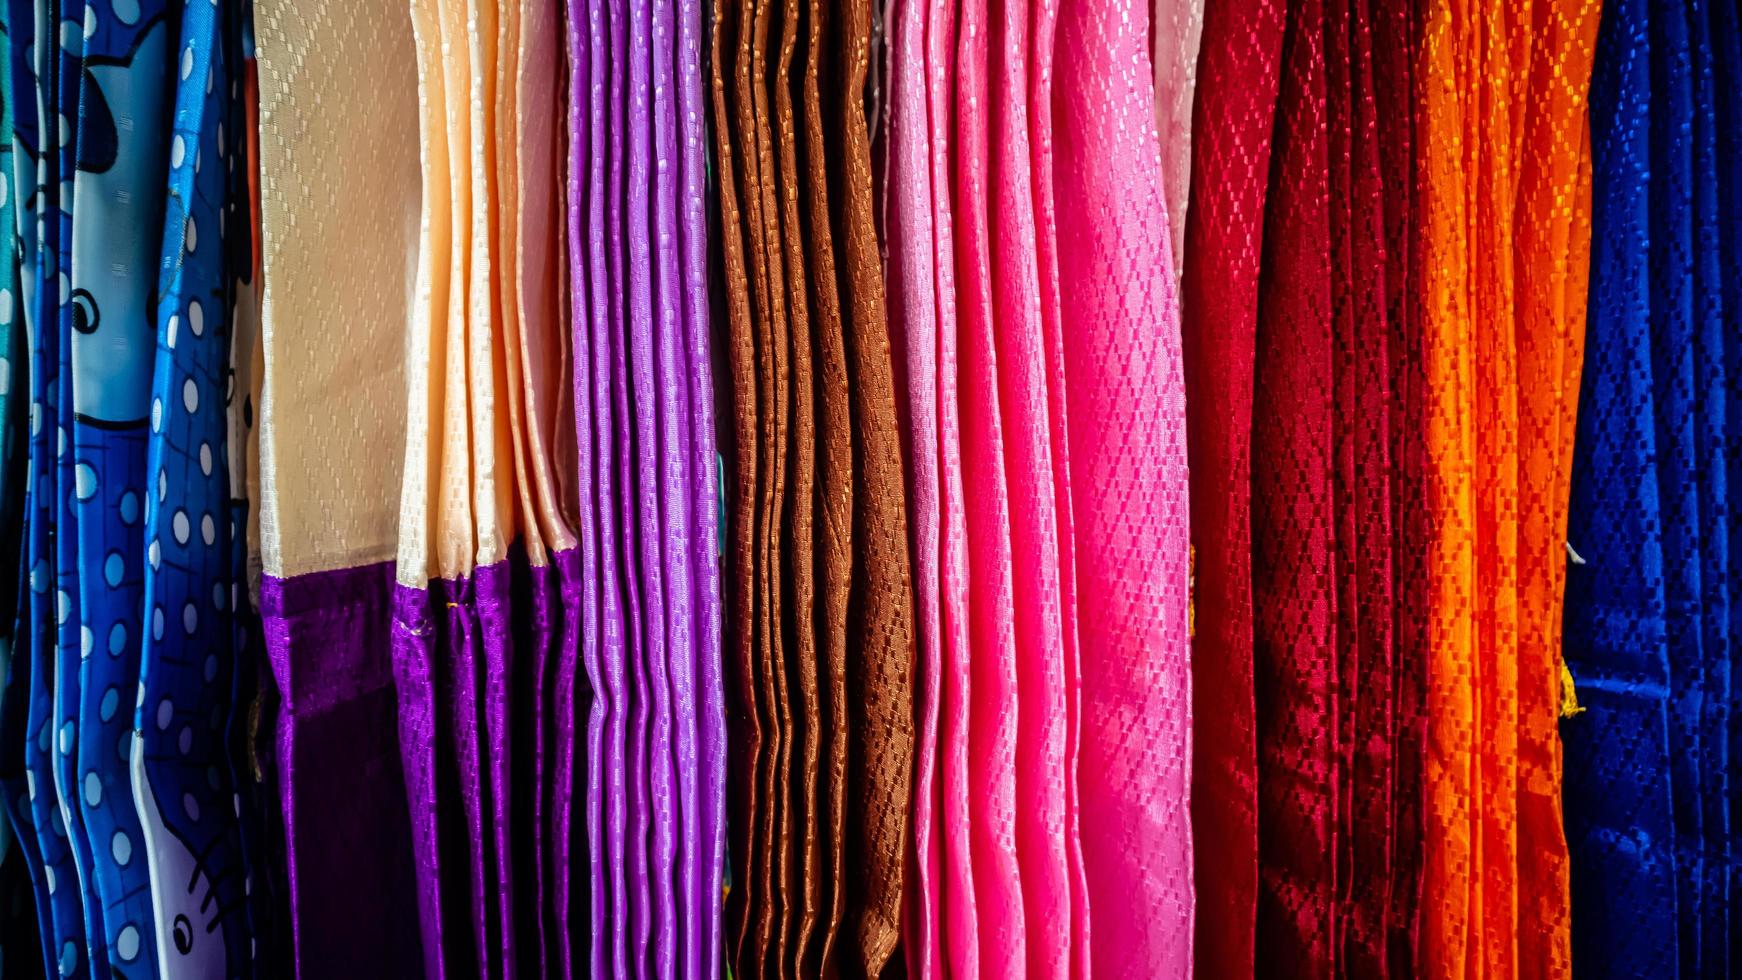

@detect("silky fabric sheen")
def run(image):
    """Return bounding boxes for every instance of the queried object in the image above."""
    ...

[1564,0,1735,972]
[1152,0,1202,276]
[1418,0,1593,972]
[1179,0,1285,973]
[1053,0,1194,973]
[254,0,423,970]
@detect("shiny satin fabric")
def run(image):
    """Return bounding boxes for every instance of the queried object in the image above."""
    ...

[1179,0,1284,975]
[1152,0,1202,277]
[1250,0,1336,970]
[1053,0,1194,974]
[255,0,424,971]
[1418,0,1593,972]
[712,0,914,972]
[566,0,724,974]
[1565,0,1733,973]
[951,0,1028,968]
[884,0,951,974]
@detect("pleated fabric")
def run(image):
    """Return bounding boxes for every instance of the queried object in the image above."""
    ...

[254,0,424,971]
[710,0,915,972]
[1179,1,1284,974]
[1053,0,1194,974]
[1563,0,1737,972]
[1151,0,1202,276]
[1417,0,1594,972]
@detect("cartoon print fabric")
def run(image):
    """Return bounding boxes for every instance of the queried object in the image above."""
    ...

[3,0,1742,977]
[0,0,264,977]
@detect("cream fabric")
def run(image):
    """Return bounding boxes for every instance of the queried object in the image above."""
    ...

[255,0,420,580]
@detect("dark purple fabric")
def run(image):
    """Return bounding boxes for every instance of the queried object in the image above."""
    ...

[260,563,423,979]
[546,548,586,977]
[513,556,553,977]
[472,560,518,979]
[390,577,446,980]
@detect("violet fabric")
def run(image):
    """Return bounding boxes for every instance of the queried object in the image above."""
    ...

[261,563,424,978]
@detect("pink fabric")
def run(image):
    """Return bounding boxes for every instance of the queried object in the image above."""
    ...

[1053,0,1195,976]
[986,0,1085,977]
[951,0,1029,973]
[926,0,982,976]
[885,0,947,975]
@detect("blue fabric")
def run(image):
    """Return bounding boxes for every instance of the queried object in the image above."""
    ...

[1565,0,1740,974]
[133,0,251,973]
[69,0,174,975]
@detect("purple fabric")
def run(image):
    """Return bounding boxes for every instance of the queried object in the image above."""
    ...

[567,0,724,975]
[390,578,446,979]
[472,560,518,979]
[260,563,423,979]
[546,548,586,977]
[512,556,553,975]
[676,0,728,972]
[565,0,609,974]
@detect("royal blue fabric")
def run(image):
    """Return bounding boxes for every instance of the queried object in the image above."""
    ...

[70,1,175,974]
[134,0,252,974]
[1565,0,1739,974]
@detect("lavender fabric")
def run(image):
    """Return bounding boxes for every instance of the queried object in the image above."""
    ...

[569,0,724,976]
[260,563,423,979]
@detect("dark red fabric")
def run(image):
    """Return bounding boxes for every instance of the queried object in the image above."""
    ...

[1371,0,1424,973]
[1180,0,1288,976]
[1250,0,1336,972]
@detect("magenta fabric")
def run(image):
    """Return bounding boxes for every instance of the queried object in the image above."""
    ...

[927,0,981,974]
[1053,0,1196,974]
[261,563,424,978]
[987,0,1088,975]
[951,0,1028,971]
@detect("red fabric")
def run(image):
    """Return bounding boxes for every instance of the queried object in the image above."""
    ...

[1179,0,1287,975]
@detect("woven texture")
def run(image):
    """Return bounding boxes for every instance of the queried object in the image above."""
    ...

[1179,0,1284,973]
[1564,0,1736,973]
[1053,0,1194,974]
[1418,0,1593,972]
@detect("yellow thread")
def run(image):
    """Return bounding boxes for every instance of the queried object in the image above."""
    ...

[1558,661,1584,719]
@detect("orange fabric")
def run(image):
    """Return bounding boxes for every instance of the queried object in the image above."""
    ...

[1419,0,1597,975]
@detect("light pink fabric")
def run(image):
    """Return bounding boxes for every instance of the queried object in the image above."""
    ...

[885,0,948,976]
[1151,0,1203,275]
[1053,0,1195,976]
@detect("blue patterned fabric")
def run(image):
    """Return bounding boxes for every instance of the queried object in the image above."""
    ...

[1565,0,1740,974]
[132,0,251,973]
[70,0,174,975]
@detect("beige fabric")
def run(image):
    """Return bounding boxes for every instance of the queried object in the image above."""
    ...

[513,0,577,557]
[464,0,518,571]
[493,0,546,567]
[254,0,420,580]
[433,0,476,580]
[398,0,454,589]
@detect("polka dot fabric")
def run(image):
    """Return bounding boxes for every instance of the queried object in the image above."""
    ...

[135,0,253,976]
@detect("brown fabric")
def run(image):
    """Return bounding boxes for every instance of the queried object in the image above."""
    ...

[831,0,917,972]
[712,0,781,972]
[771,0,822,972]
[798,0,857,974]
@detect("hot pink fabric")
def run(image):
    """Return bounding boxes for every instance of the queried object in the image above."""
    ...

[951,0,1029,974]
[927,0,982,976]
[1053,0,1195,976]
